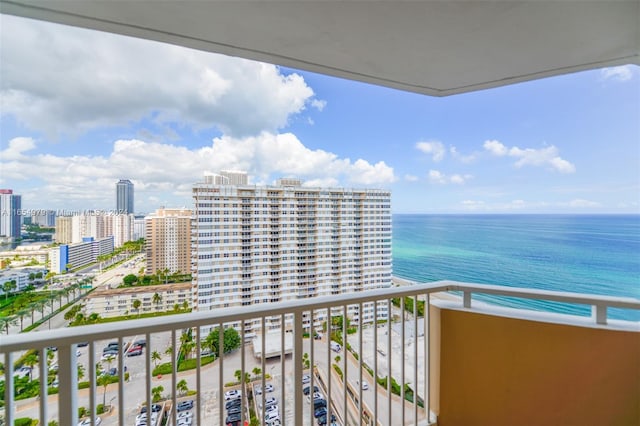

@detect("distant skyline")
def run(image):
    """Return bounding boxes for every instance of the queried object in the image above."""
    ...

[1,14,639,214]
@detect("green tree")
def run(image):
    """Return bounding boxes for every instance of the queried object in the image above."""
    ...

[0,315,16,334]
[97,374,110,406]
[122,274,138,286]
[177,379,188,396]
[234,370,242,382]
[151,385,164,403]
[15,308,30,331]
[77,364,86,381]
[252,367,262,377]
[152,292,162,310]
[151,350,161,368]
[22,352,39,381]
[205,326,241,357]
[2,279,16,299]
[132,299,141,317]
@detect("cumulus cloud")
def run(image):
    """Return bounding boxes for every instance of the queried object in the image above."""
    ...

[600,65,635,82]
[416,140,445,162]
[483,140,575,173]
[1,134,395,210]
[428,170,471,185]
[1,15,323,139]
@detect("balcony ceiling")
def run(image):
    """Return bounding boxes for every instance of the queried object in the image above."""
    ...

[1,0,638,96]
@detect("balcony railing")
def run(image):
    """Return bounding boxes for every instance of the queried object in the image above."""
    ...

[2,281,639,426]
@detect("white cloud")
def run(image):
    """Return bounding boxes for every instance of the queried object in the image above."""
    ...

[483,140,575,173]
[450,146,477,163]
[416,140,445,162]
[2,133,395,210]
[600,65,634,82]
[428,170,447,184]
[428,170,471,185]
[311,99,327,111]
[404,174,419,182]
[483,140,508,156]
[561,199,602,208]
[0,15,321,139]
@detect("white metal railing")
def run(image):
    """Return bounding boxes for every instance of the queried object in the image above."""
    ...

[2,280,639,426]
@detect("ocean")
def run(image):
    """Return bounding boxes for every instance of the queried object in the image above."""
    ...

[392,214,640,321]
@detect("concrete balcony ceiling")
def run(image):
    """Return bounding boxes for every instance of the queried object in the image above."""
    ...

[1,0,639,96]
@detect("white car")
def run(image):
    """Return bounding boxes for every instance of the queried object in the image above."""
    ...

[224,389,242,400]
[77,417,101,426]
[357,380,369,390]
[302,374,311,384]
[265,404,278,414]
[178,410,193,419]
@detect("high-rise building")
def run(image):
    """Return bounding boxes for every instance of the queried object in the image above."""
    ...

[145,208,193,275]
[0,189,22,239]
[116,179,134,214]
[192,172,392,331]
[54,216,73,244]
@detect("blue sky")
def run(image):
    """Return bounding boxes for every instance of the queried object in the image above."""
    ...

[1,15,639,214]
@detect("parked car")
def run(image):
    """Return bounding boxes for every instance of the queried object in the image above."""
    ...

[225,398,242,409]
[314,407,327,418]
[330,342,341,352]
[357,380,369,390]
[302,374,311,384]
[254,383,274,394]
[258,397,277,408]
[303,385,319,395]
[77,417,101,426]
[224,389,242,400]
[139,403,162,414]
[126,347,143,357]
[265,404,278,414]
[227,406,242,416]
[176,399,194,411]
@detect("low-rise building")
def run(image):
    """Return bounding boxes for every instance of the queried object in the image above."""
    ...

[83,282,191,318]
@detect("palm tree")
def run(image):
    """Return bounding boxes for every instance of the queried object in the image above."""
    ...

[22,353,39,381]
[102,354,116,372]
[151,350,161,368]
[132,299,141,317]
[77,364,86,381]
[97,374,110,406]
[177,379,188,396]
[152,385,164,403]
[15,308,30,331]
[0,316,16,334]
[252,367,262,377]
[34,299,47,320]
[152,292,162,311]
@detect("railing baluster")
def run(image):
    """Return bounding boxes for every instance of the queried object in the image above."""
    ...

[240,319,246,426]
[401,296,406,426]
[593,304,607,325]
[326,304,332,426]
[358,301,363,424]
[293,309,303,426]
[195,328,201,426]
[280,313,285,426]
[309,309,315,426]
[218,323,224,426]
[118,336,125,425]
[342,304,347,426]
[145,332,152,426]
[387,297,392,426]
[373,300,378,426]
[414,295,418,424]
[39,347,48,425]
[4,352,15,425]
[425,294,430,424]
[171,329,177,425]
[58,344,78,426]
[89,342,96,426]
[463,290,472,308]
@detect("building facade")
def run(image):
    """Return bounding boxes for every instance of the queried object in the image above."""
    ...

[54,216,73,244]
[83,282,191,318]
[192,172,392,331]
[0,189,22,240]
[145,208,193,275]
[49,236,114,273]
[116,179,134,214]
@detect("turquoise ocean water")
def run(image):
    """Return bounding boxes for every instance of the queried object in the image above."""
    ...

[392,215,640,321]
